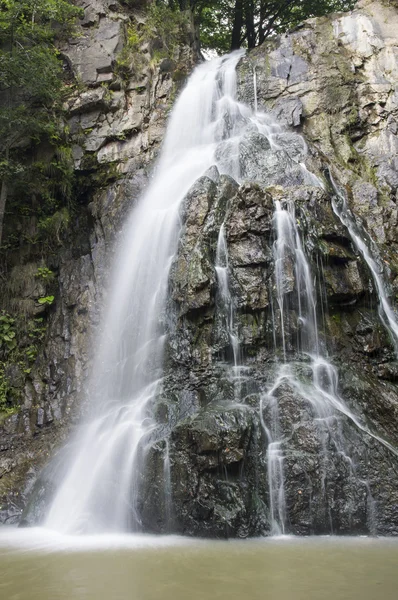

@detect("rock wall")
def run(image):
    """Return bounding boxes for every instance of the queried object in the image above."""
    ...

[138,0,398,536]
[142,177,398,537]
[239,0,398,249]
[0,0,197,523]
[2,0,398,537]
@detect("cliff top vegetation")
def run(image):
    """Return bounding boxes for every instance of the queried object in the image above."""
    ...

[130,0,357,53]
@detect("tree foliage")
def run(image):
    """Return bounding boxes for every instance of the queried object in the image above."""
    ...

[155,0,356,53]
[0,0,82,246]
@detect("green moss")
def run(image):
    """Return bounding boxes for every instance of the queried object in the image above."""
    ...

[0,366,19,414]
[0,407,18,423]
[38,207,71,245]
[115,4,189,82]
[0,312,47,414]
[292,37,312,63]
[172,68,187,83]
[78,161,120,195]
[150,48,169,66]
[323,79,352,114]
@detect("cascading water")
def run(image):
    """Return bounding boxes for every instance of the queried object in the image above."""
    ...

[45,51,247,534]
[261,198,398,534]
[330,178,398,353]
[204,70,389,533]
[42,40,324,534]
[34,45,398,537]
[273,201,319,359]
[215,223,244,397]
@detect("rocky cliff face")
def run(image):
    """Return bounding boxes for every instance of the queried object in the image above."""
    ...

[138,0,398,537]
[0,0,197,523]
[2,0,398,537]
[239,0,398,249]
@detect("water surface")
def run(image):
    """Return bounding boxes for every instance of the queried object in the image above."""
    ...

[1,530,398,600]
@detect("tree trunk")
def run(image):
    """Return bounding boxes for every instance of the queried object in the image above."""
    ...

[231,0,244,50]
[245,0,256,48]
[259,0,267,45]
[0,178,7,248]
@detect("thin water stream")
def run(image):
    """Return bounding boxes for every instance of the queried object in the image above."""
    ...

[215,222,245,400]
[261,197,398,534]
[330,178,398,353]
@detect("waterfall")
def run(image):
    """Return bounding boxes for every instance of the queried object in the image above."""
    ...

[263,198,398,534]
[45,51,246,534]
[330,179,398,354]
[36,47,398,537]
[273,200,319,359]
[215,223,243,396]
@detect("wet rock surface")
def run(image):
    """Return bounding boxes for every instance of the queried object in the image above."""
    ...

[138,0,398,535]
[2,0,398,537]
[238,0,398,266]
[137,170,398,537]
[0,0,197,523]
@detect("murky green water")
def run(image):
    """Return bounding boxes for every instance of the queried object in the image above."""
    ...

[1,530,398,600]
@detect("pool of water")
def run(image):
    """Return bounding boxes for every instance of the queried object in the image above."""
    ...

[1,529,398,599]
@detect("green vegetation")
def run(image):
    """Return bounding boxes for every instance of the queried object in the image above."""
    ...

[115,2,189,81]
[37,295,55,306]
[114,23,143,80]
[145,1,189,57]
[0,311,17,411]
[0,0,357,251]
[0,311,46,413]
[0,0,358,417]
[123,0,351,77]
[148,0,355,54]
[0,0,83,247]
[36,267,55,282]
[0,312,16,352]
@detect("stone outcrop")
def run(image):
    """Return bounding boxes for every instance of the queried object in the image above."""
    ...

[137,172,398,536]
[136,0,398,536]
[0,0,197,523]
[238,0,398,253]
[2,0,398,537]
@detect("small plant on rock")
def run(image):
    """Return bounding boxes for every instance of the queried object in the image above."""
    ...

[0,313,16,352]
[36,267,55,282]
[37,296,55,306]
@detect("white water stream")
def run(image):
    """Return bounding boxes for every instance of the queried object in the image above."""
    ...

[215,222,244,398]
[46,51,246,534]
[263,198,398,534]
[331,179,398,353]
[41,49,398,537]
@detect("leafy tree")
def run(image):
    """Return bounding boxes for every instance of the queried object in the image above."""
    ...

[239,0,356,49]
[0,0,82,246]
[155,0,355,53]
